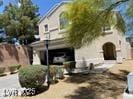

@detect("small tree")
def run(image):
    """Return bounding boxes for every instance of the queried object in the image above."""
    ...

[0,0,39,45]
[66,0,132,48]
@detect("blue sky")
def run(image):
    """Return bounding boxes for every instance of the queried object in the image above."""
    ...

[0,0,131,36]
[0,0,64,16]
[32,0,64,16]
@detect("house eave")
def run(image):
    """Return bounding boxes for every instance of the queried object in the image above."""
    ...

[38,1,71,25]
[30,38,66,48]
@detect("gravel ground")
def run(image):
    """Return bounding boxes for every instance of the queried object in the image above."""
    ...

[110,60,133,74]
[12,60,133,99]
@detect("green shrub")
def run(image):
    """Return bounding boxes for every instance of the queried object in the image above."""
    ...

[63,61,76,69]
[0,67,6,74]
[8,65,21,74]
[17,64,21,69]
[19,65,47,89]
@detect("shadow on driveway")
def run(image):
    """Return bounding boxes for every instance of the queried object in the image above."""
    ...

[64,70,128,99]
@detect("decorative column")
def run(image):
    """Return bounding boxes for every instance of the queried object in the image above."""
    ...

[99,50,105,63]
[116,49,122,63]
[32,50,41,65]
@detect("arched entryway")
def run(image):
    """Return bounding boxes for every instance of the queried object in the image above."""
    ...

[103,42,116,60]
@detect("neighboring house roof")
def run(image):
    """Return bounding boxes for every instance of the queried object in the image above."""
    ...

[38,1,71,25]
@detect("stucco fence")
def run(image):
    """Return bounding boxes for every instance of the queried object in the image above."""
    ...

[0,43,32,72]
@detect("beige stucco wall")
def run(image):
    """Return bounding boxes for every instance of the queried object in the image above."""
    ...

[126,42,133,59]
[75,27,128,67]
[39,4,66,41]
[33,2,132,67]
[75,40,103,67]
[39,18,49,40]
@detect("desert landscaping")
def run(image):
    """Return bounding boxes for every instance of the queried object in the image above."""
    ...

[11,60,133,99]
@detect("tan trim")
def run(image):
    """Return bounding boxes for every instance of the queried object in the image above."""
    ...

[30,38,69,50]
[38,1,70,24]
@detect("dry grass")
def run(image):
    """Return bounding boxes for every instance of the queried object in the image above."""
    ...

[12,60,133,99]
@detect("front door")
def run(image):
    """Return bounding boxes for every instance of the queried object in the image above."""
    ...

[103,43,116,60]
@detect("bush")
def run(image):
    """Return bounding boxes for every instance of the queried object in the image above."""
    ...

[17,64,21,69]
[50,65,57,77]
[19,65,47,89]
[8,64,21,74]
[56,67,64,79]
[49,65,58,83]
[63,61,76,69]
[48,65,64,83]
[0,67,6,74]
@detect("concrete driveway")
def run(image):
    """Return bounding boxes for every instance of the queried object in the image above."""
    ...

[0,74,21,98]
[0,73,21,89]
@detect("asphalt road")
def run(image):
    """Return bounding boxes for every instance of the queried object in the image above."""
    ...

[0,74,21,89]
[0,74,22,98]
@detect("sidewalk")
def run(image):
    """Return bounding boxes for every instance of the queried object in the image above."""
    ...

[0,73,20,89]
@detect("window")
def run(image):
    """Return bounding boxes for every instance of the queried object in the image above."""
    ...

[103,25,111,32]
[59,12,69,30]
[44,24,48,32]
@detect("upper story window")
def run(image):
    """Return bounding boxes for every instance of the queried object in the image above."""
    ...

[59,12,69,30]
[102,25,111,32]
[44,24,48,32]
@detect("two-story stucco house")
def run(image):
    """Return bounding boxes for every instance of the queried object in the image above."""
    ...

[31,1,132,67]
